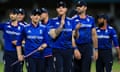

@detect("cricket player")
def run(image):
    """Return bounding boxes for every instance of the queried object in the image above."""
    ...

[72,1,98,72]
[96,14,120,72]
[17,8,28,25]
[40,8,55,72]
[16,9,47,72]
[48,1,79,72]
[0,9,24,72]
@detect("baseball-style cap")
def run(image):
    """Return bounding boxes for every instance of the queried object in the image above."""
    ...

[40,8,48,13]
[17,8,25,14]
[57,1,67,8]
[9,8,18,14]
[76,0,87,7]
[31,9,41,15]
[97,14,109,20]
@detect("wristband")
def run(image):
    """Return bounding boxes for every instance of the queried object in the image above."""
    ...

[94,48,98,51]
[73,46,78,50]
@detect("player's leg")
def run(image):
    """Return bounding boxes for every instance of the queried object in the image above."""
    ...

[103,50,113,72]
[63,49,73,72]
[81,44,92,72]
[3,51,14,72]
[96,50,104,72]
[74,45,85,72]
[25,57,36,72]
[53,49,63,72]
[13,61,23,72]
[36,58,45,72]
[4,51,23,72]
[44,56,55,72]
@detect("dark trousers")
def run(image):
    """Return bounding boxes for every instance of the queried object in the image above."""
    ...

[53,48,73,72]
[25,57,44,72]
[74,43,93,72]
[44,56,55,72]
[3,51,23,72]
[96,49,113,72]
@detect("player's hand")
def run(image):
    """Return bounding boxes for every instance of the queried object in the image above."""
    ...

[12,40,17,45]
[18,55,24,61]
[93,50,98,61]
[38,47,44,51]
[60,15,65,26]
[38,43,47,51]
[74,49,81,60]
[75,23,81,30]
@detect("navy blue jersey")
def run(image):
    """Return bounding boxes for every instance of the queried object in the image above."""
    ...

[17,23,47,58]
[96,26,119,49]
[72,15,95,44]
[0,22,24,51]
[40,19,53,57]
[49,16,75,49]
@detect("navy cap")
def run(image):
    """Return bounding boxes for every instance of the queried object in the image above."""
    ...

[9,8,18,14]
[97,14,109,20]
[17,8,25,14]
[76,0,87,7]
[40,8,48,13]
[31,9,41,15]
[57,1,67,8]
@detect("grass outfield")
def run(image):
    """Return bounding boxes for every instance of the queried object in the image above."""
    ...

[0,61,120,72]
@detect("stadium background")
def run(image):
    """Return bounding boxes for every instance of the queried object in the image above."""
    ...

[0,0,120,72]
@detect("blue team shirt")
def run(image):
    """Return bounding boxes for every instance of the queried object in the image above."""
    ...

[0,22,24,51]
[40,19,53,57]
[49,16,75,49]
[72,15,95,44]
[17,23,47,58]
[96,25,119,49]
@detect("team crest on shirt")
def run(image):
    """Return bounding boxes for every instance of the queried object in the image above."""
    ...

[105,29,108,33]
[97,30,100,32]
[18,26,21,30]
[56,22,59,25]
[67,21,70,26]
[40,30,43,34]
[75,19,79,22]
[28,30,31,33]
[7,25,11,28]
[87,18,90,22]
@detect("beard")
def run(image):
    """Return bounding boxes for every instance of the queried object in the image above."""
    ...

[77,10,85,15]
[98,23,104,28]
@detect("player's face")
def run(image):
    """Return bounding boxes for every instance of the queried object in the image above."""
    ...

[31,14,40,23]
[9,13,17,21]
[56,6,67,15]
[40,13,48,20]
[76,6,87,14]
[97,18,104,24]
[17,13,25,21]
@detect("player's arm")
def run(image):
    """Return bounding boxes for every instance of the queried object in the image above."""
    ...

[111,29,120,61]
[16,29,24,61]
[72,31,81,60]
[73,23,81,39]
[49,25,64,39]
[92,28,98,60]
[49,15,65,39]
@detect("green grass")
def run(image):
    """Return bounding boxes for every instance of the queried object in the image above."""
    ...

[0,61,120,72]
[91,61,120,72]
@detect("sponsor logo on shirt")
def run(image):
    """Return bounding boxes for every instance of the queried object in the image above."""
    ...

[27,36,43,39]
[62,29,72,31]
[6,30,21,35]
[98,35,110,39]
